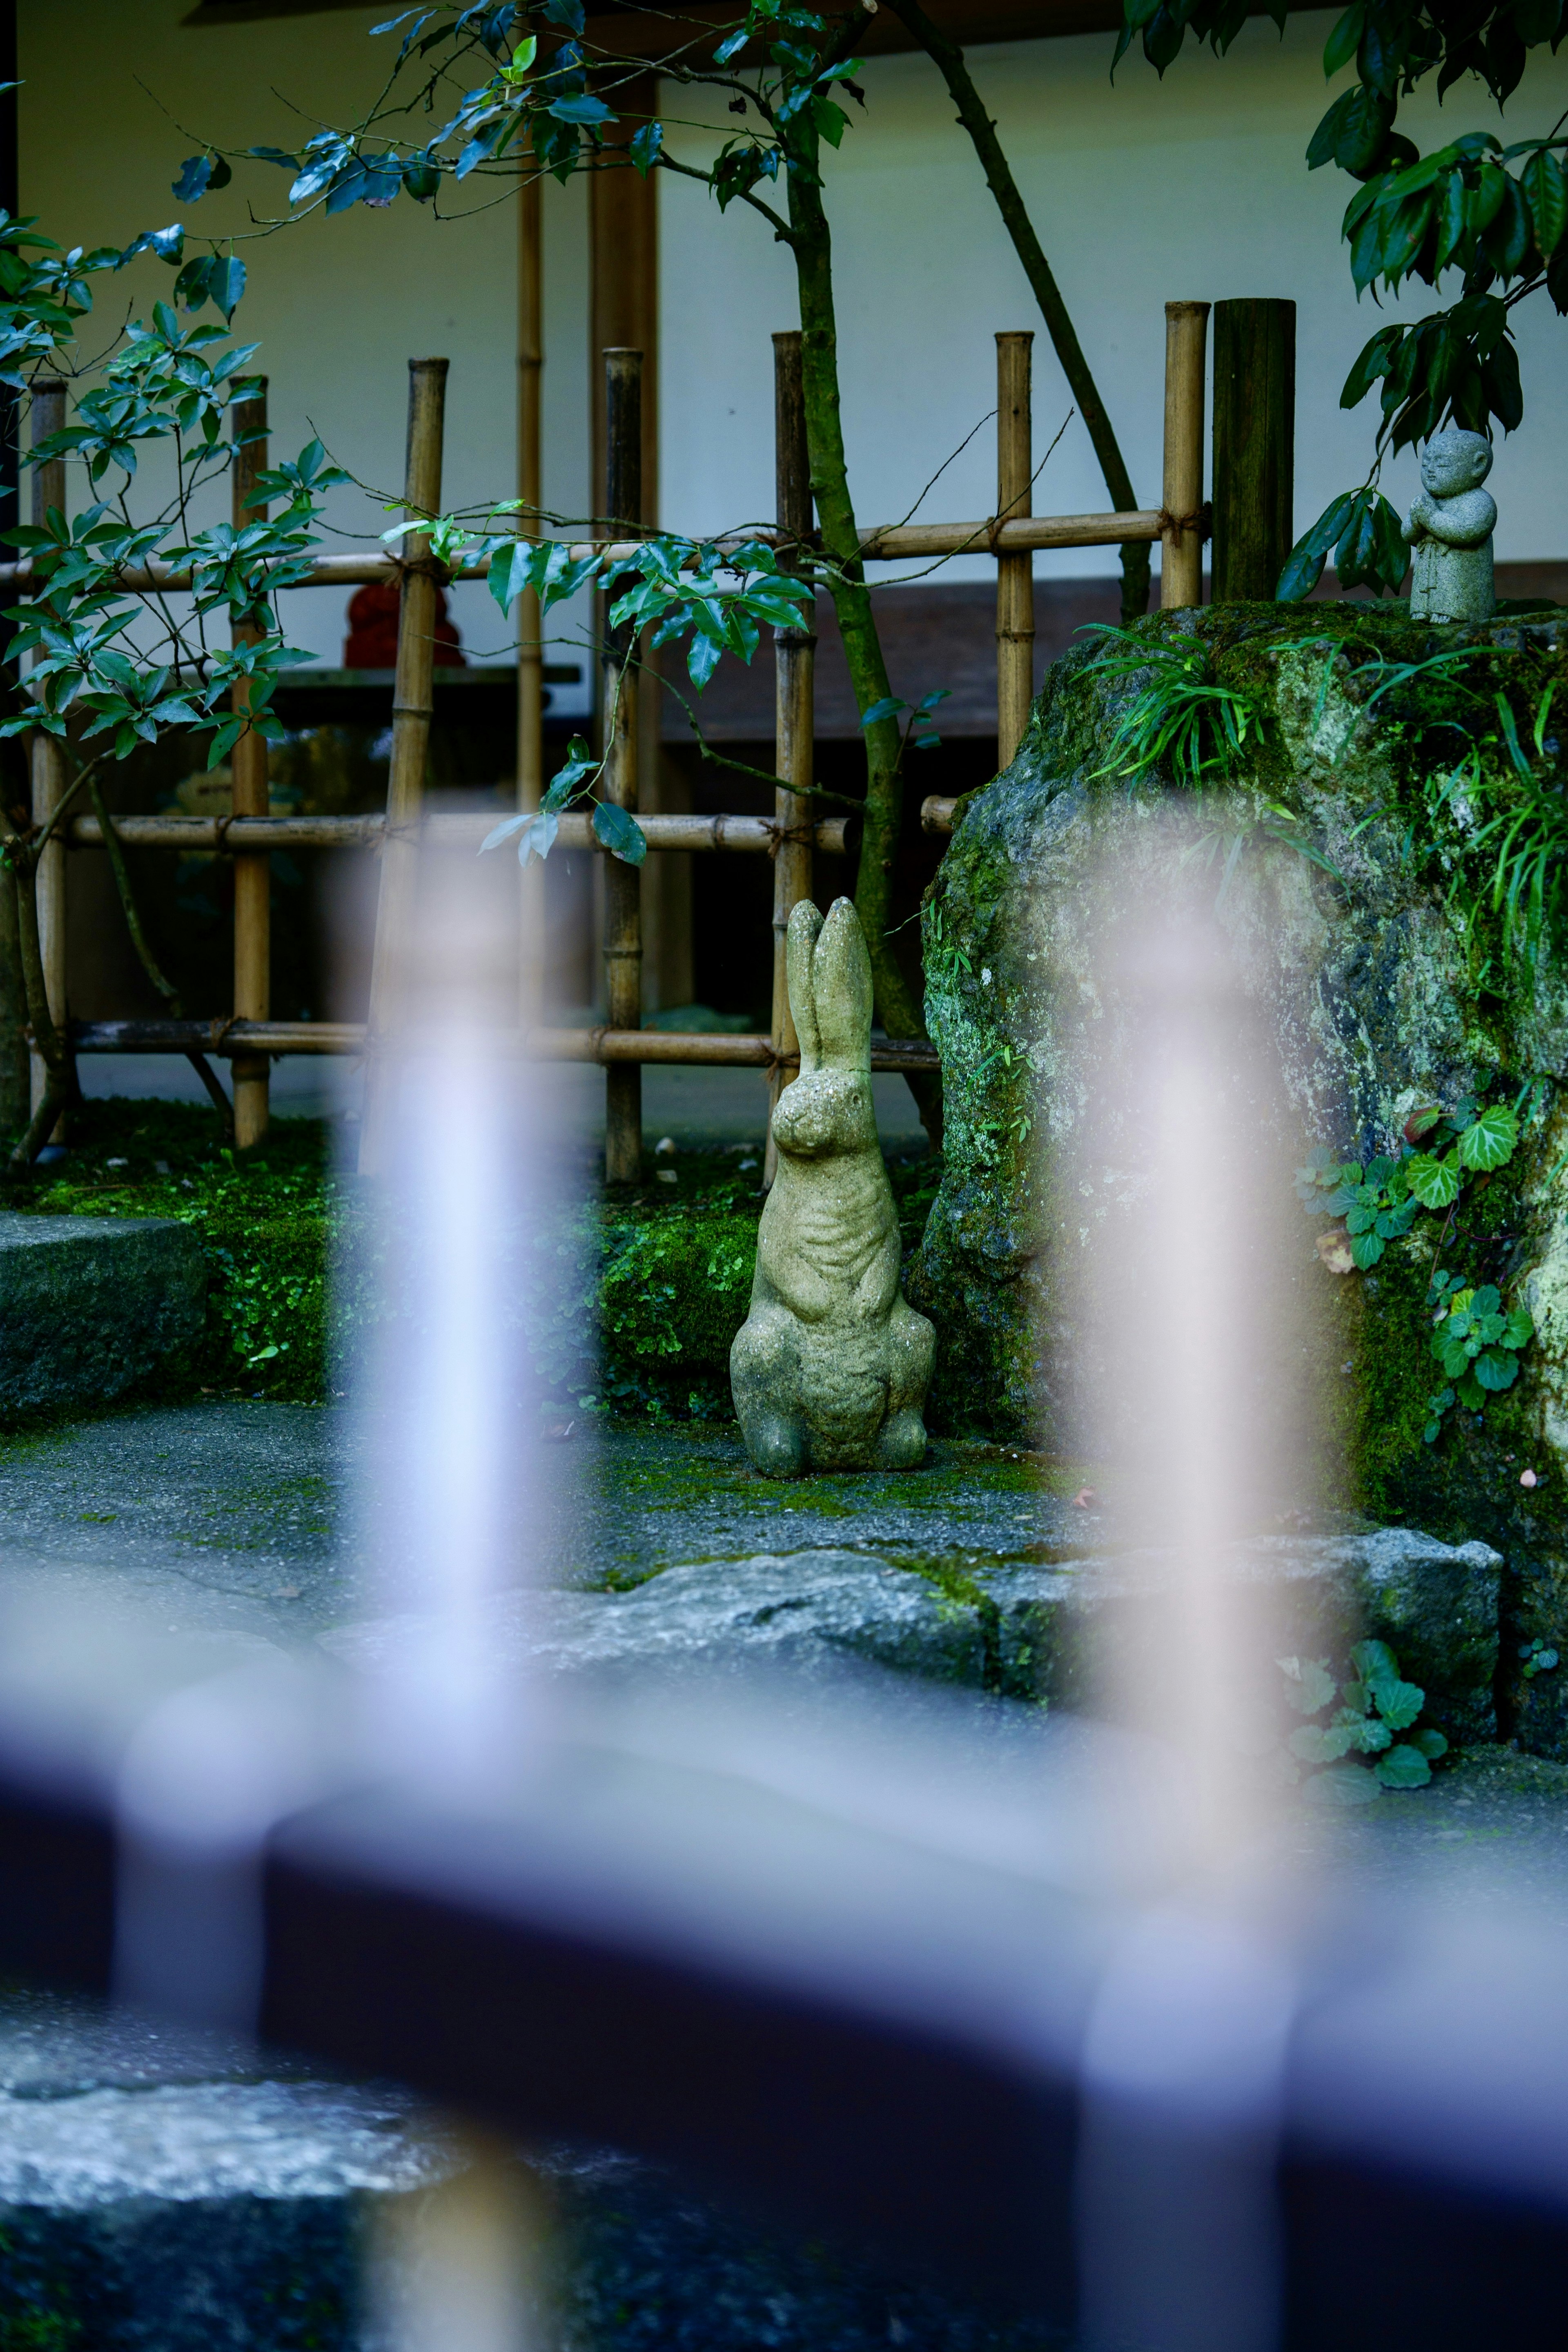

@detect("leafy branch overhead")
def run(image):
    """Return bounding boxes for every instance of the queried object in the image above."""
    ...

[1117,0,1568,596]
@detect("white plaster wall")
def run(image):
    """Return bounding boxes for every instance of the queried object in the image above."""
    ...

[16,0,1568,652]
[661,16,1568,582]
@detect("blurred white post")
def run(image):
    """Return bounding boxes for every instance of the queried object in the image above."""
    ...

[1065,844,1304,2352]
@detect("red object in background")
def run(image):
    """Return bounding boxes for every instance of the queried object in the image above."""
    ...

[343,580,466,668]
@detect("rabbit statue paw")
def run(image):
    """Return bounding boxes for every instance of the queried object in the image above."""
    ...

[730,896,935,1477]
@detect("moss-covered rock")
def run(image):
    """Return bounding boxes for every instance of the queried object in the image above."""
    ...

[911,602,1568,1751]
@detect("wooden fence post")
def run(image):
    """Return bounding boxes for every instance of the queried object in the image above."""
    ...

[28,375,66,1135]
[231,378,270,1149]
[995,331,1036,770]
[1211,298,1296,604]
[601,347,643,1186]
[517,168,545,1030]
[764,330,816,1190]
[1160,302,1210,611]
[358,357,450,1178]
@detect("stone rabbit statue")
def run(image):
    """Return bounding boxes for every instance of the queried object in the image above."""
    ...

[1402,427,1497,624]
[731,897,934,1477]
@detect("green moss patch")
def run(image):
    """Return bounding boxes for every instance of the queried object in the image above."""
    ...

[2,1103,939,1431]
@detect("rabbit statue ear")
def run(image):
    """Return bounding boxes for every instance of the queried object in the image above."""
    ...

[811,897,873,1072]
[786,899,825,1072]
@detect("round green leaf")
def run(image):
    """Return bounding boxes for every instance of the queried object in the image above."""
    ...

[1308,1764,1382,1806]
[1409,1728,1449,1759]
[1475,1346,1520,1392]
[1406,1151,1461,1208]
[1374,1743,1433,1789]
[1457,1105,1519,1171]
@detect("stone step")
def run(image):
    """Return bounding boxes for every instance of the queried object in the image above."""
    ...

[0,1988,459,2351]
[321,1526,1501,1737]
[0,1215,203,1416]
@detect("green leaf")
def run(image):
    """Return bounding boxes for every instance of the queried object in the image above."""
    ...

[1374,1743,1432,1788]
[592,800,647,866]
[1349,1229,1385,1268]
[1475,1347,1520,1391]
[1504,1306,1535,1348]
[859,696,905,729]
[629,122,663,176]
[1278,1655,1339,1713]
[479,811,530,853]
[1409,1728,1449,1759]
[1309,1764,1382,1806]
[1522,148,1568,255]
[1321,2,1365,75]
[1457,1104,1519,1170]
[1406,1151,1461,1207]
[1290,1720,1359,1762]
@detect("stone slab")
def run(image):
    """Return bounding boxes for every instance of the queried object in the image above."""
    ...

[0,1989,459,2352]
[322,1525,1500,1741]
[0,1214,203,1416]
[978,1526,1503,1744]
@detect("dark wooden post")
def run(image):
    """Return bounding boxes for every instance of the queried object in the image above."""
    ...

[601,347,643,1186]
[1211,299,1296,604]
[230,378,271,1149]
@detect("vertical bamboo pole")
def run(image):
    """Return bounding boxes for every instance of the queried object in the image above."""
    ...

[516,167,545,1031]
[358,358,450,1178]
[764,330,815,1191]
[1211,298,1296,604]
[601,348,642,1186]
[28,376,66,1132]
[1160,302,1210,611]
[230,379,270,1149]
[995,330,1035,769]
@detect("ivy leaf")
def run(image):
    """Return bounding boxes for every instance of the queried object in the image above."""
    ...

[1406,1151,1461,1207]
[173,154,231,202]
[517,808,557,865]
[1374,1743,1432,1788]
[1457,1103,1519,1169]
[592,800,647,866]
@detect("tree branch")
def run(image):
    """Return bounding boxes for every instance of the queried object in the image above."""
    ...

[879,0,1151,623]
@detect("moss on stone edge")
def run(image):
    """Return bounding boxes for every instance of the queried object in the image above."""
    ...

[912,604,1568,1745]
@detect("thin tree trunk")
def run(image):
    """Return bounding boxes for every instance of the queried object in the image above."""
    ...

[880,0,1151,625]
[785,136,942,1145]
[7,856,65,1171]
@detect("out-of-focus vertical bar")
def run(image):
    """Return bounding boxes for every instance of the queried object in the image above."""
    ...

[359,356,449,1177]
[1161,302,1209,611]
[995,329,1035,770]
[28,374,66,1133]
[516,165,545,1031]
[601,347,642,1187]
[230,379,271,1150]
[764,330,815,1190]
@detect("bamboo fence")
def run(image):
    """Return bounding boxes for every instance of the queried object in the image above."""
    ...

[23,301,1214,1182]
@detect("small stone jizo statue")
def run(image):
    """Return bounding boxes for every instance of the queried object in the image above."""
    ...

[731,897,934,1477]
[1403,428,1496,624]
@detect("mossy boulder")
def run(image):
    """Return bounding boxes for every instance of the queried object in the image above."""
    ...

[911,601,1568,1751]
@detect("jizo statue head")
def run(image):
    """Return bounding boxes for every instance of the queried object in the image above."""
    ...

[1420,428,1493,500]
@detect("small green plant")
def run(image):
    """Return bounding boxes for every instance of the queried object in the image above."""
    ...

[1520,1638,1560,1680]
[1277,1640,1449,1802]
[1296,1095,1534,1446]
[1080,626,1268,786]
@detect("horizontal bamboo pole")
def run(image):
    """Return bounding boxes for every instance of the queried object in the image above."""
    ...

[0,510,1164,595]
[67,811,853,855]
[69,1016,941,1073]
[921,797,959,834]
